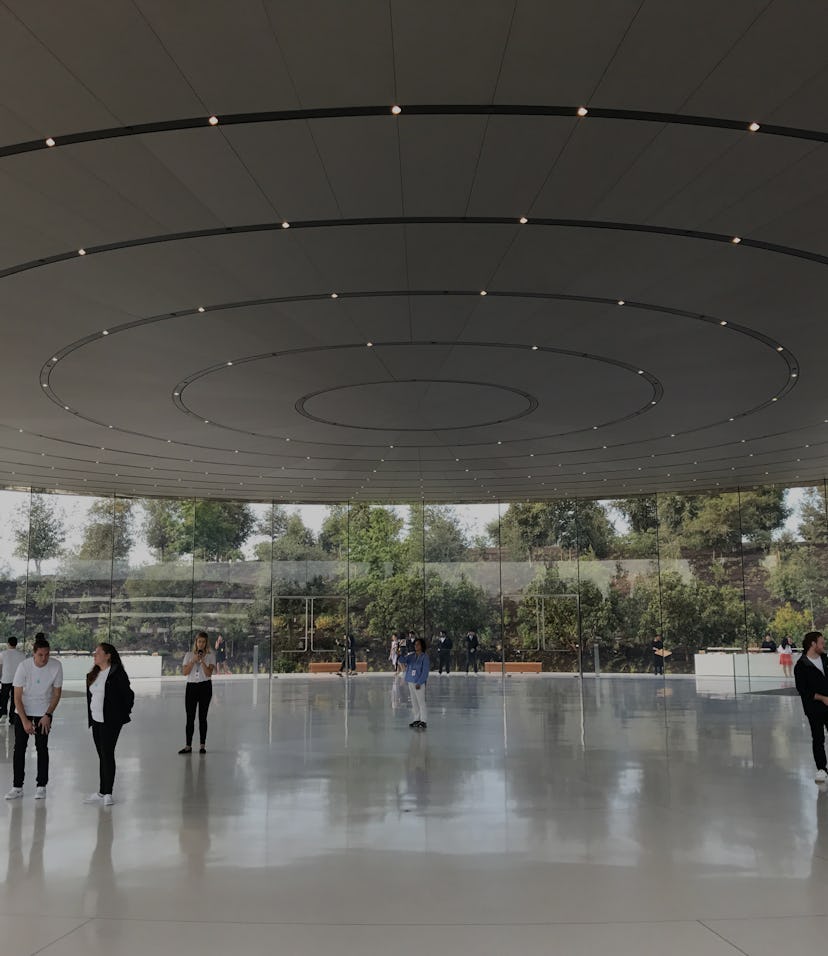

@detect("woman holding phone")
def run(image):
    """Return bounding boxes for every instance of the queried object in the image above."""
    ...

[179,631,215,755]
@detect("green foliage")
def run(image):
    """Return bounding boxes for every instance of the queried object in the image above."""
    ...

[79,499,133,561]
[407,504,469,562]
[493,500,616,559]
[142,500,188,561]
[321,503,406,576]
[769,602,813,641]
[51,618,94,651]
[14,494,65,573]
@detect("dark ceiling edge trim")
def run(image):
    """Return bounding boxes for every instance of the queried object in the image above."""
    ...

[4,217,828,281]
[1,103,826,161]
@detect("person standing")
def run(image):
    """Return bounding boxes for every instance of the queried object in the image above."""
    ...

[779,637,794,679]
[398,638,430,730]
[84,643,134,806]
[5,634,63,800]
[436,630,453,674]
[179,631,215,755]
[406,631,417,654]
[0,636,24,725]
[465,630,479,673]
[338,632,356,675]
[652,635,665,676]
[214,634,230,676]
[794,631,828,782]
[389,633,400,673]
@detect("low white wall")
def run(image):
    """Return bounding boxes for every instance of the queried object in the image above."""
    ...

[52,654,163,680]
[694,652,793,679]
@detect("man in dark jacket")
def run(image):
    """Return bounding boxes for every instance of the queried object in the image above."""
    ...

[794,631,828,782]
[436,630,453,674]
[465,630,479,674]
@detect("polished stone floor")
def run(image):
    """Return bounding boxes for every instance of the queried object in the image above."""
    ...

[0,672,824,955]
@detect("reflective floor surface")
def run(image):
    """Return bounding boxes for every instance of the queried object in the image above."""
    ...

[0,672,825,955]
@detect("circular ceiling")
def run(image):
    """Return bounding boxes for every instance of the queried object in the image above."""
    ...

[0,2,827,502]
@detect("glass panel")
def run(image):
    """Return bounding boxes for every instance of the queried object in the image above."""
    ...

[761,482,827,677]
[191,499,269,675]
[25,492,112,656]
[0,489,31,645]
[423,503,501,674]
[591,495,660,673]
[657,489,750,678]
[109,497,194,675]
[498,500,582,672]
[272,504,347,672]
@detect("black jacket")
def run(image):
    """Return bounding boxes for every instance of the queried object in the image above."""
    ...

[86,666,135,728]
[794,653,828,715]
[465,634,479,652]
[437,636,453,652]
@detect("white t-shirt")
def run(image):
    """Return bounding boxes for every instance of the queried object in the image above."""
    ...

[13,658,63,716]
[811,656,825,674]
[90,666,110,722]
[184,651,215,683]
[1,647,24,683]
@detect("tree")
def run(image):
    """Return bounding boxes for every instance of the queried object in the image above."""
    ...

[492,500,616,559]
[13,494,65,574]
[269,513,320,561]
[320,503,405,576]
[798,486,828,545]
[142,500,189,561]
[182,501,255,561]
[663,488,789,554]
[79,499,133,561]
[407,504,469,562]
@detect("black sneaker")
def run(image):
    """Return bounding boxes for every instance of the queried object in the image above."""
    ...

[409,721,418,728]
[417,722,427,730]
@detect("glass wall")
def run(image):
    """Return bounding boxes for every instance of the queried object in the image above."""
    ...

[0,483,823,677]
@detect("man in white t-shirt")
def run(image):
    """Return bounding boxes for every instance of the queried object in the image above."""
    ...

[0,636,25,725]
[5,634,63,800]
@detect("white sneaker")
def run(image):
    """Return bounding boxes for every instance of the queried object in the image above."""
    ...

[816,769,827,783]
[103,794,114,807]
[84,792,103,804]
[4,786,23,800]
[34,786,46,800]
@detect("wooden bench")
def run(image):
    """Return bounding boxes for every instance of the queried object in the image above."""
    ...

[484,661,542,673]
[309,661,368,674]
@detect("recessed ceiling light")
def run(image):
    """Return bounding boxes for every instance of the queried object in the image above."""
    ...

[617,300,625,306]
[720,320,728,326]
[101,329,109,335]
[330,293,338,299]
[63,405,69,411]
[651,400,656,405]
[226,361,233,366]
[41,382,48,388]
[108,425,113,428]
[576,106,588,116]
[391,104,402,115]
[776,345,784,352]
[366,341,373,347]
[731,236,741,244]
[772,397,778,402]
[748,122,761,132]
[45,137,56,147]
[281,221,290,229]
[531,345,539,350]
[78,248,86,256]
[729,417,735,421]
[208,115,219,126]
[497,440,502,445]
[285,437,290,441]
[197,306,205,313]
[792,372,798,377]
[173,391,179,396]
[637,369,644,375]
[479,290,487,296]
[204,419,209,424]
[519,216,528,224]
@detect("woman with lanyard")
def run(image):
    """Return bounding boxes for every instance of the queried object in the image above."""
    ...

[398,637,430,730]
[84,643,134,806]
[179,631,215,755]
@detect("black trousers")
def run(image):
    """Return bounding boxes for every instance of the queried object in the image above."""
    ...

[438,651,451,674]
[185,681,213,746]
[466,651,478,673]
[807,709,828,770]
[0,681,15,720]
[13,715,49,788]
[92,721,122,795]
[653,656,664,675]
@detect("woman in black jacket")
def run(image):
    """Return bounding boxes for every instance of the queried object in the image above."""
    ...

[84,643,134,806]
[794,631,828,783]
